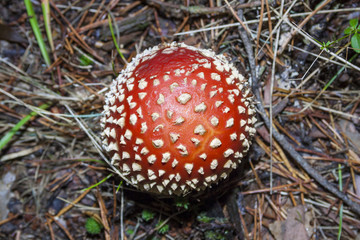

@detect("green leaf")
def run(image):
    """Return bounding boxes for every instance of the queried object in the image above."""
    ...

[349,18,358,28]
[344,27,352,35]
[351,33,360,53]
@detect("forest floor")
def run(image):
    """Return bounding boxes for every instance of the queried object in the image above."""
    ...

[1,0,360,239]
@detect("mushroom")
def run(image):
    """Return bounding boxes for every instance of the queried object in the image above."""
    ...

[101,42,256,196]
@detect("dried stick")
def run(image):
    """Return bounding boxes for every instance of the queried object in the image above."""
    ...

[146,0,262,18]
[277,0,332,54]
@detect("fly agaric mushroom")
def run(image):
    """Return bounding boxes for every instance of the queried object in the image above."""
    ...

[101,42,256,196]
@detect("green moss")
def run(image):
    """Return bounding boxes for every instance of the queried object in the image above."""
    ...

[85,217,103,235]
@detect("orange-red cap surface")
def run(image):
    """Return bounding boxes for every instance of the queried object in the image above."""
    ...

[101,43,256,196]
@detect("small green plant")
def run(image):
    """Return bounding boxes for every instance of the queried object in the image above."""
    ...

[320,40,332,51]
[204,230,227,240]
[156,220,169,234]
[344,18,360,53]
[318,18,360,53]
[175,197,190,210]
[126,228,134,236]
[197,212,214,223]
[85,217,103,235]
[141,209,155,222]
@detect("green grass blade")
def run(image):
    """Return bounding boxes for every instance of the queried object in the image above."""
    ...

[82,173,113,191]
[24,0,51,66]
[116,180,123,193]
[0,103,50,151]
[337,164,343,240]
[108,14,127,64]
[41,0,54,52]
[70,158,106,165]
[322,53,358,92]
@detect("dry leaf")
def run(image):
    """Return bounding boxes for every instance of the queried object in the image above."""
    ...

[269,205,313,240]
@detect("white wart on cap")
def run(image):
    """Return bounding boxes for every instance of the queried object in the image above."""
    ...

[101,42,256,196]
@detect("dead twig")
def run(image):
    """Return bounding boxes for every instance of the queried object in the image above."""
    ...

[277,0,332,55]
[47,188,91,224]
[146,0,262,18]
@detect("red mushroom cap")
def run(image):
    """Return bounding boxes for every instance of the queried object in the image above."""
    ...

[101,42,256,196]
